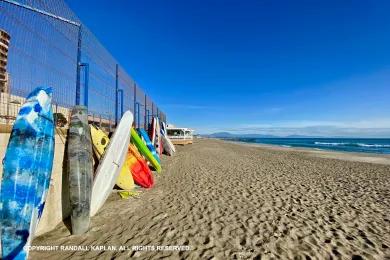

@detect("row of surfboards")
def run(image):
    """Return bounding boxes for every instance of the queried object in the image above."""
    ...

[0,87,175,260]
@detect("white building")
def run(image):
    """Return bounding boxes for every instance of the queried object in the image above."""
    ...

[166,124,194,145]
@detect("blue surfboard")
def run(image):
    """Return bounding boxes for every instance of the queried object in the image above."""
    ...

[1,87,55,260]
[138,128,161,164]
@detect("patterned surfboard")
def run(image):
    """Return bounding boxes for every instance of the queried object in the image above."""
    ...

[68,106,93,235]
[0,87,55,260]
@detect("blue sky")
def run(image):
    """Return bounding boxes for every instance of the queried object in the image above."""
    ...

[66,0,390,136]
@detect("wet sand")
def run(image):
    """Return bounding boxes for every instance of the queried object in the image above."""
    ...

[31,139,390,259]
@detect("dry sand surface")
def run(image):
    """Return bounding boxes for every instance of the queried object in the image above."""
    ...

[31,139,390,259]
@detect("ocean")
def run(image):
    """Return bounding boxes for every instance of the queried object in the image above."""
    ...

[226,138,390,154]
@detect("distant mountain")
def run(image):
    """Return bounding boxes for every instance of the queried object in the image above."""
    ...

[240,134,279,138]
[285,135,326,138]
[207,132,235,138]
[203,132,278,138]
[203,132,326,138]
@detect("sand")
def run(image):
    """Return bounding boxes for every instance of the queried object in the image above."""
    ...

[30,139,390,259]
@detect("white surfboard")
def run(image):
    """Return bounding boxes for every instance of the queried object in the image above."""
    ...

[90,111,133,216]
[151,117,157,145]
[161,121,176,153]
[161,134,174,155]
[166,135,176,153]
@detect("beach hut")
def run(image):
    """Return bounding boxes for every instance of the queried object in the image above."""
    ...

[166,124,194,145]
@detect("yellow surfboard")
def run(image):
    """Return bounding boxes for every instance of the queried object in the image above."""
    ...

[89,125,135,193]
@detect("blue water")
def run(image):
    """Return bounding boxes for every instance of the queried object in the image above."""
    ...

[227,138,390,154]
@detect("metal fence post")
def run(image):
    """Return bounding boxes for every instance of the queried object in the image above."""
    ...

[146,109,150,131]
[5,78,11,125]
[75,25,82,105]
[144,94,147,129]
[117,89,124,118]
[79,63,89,107]
[133,83,137,128]
[115,64,119,125]
[136,102,141,128]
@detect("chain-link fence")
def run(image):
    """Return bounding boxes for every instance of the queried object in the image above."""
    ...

[0,0,166,130]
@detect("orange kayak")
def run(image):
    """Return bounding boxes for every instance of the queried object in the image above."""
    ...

[128,144,154,188]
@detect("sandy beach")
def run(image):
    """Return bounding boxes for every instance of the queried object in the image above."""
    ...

[30,139,390,259]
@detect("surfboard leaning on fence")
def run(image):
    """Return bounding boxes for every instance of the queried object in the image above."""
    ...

[67,106,94,235]
[0,87,55,260]
[90,111,133,216]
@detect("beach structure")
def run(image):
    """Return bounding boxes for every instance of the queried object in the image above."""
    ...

[166,124,194,145]
[0,29,11,125]
[0,29,10,93]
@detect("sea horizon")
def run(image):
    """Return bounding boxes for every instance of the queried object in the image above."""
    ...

[215,137,390,154]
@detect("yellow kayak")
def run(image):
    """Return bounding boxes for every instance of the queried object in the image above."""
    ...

[89,124,135,192]
[89,125,109,159]
[116,152,135,190]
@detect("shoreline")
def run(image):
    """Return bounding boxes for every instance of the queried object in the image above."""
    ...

[217,138,390,165]
[30,139,390,259]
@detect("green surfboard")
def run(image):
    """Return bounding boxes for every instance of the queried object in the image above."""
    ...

[131,128,162,173]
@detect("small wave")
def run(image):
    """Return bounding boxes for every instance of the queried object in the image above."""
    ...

[314,141,390,148]
[281,145,291,148]
[314,142,348,146]
[356,143,390,148]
